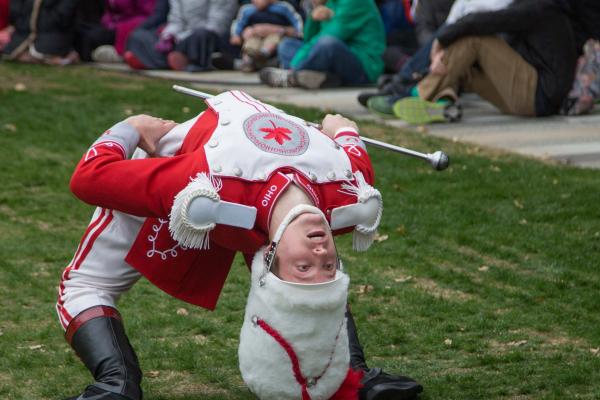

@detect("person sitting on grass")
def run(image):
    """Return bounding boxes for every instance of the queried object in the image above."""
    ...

[230,0,303,72]
[259,0,386,90]
[57,91,424,400]
[122,0,237,71]
[2,0,80,65]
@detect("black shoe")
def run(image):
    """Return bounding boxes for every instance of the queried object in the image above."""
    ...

[357,91,380,108]
[65,384,131,400]
[359,368,423,400]
[66,307,143,400]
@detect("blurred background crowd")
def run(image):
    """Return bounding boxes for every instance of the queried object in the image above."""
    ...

[1,0,599,123]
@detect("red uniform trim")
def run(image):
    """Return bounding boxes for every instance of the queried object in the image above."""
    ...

[57,209,114,330]
[255,317,344,400]
[64,306,121,344]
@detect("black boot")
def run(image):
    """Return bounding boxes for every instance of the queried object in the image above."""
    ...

[346,307,423,400]
[64,307,143,400]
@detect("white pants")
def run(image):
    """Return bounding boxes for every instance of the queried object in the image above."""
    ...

[56,208,144,330]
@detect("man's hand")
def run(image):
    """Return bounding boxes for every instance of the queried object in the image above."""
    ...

[242,26,255,40]
[312,5,334,21]
[429,39,448,76]
[230,35,242,46]
[126,115,177,156]
[321,114,358,139]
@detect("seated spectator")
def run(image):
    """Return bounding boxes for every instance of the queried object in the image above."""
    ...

[0,0,12,51]
[124,0,238,71]
[367,0,600,124]
[75,0,155,63]
[376,0,419,75]
[259,0,386,89]
[359,0,512,114]
[230,0,303,72]
[2,0,79,65]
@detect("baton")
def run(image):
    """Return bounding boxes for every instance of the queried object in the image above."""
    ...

[172,85,450,171]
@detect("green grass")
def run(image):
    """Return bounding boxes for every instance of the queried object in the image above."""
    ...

[1,62,599,400]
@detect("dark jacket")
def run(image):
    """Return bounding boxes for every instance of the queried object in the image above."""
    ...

[5,0,79,57]
[415,0,454,46]
[436,0,578,116]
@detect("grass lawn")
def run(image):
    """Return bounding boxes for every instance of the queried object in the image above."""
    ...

[0,62,599,400]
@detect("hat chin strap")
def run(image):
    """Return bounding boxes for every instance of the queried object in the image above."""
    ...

[272,204,328,243]
[262,204,330,285]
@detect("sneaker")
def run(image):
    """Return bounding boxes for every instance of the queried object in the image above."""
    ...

[259,67,295,87]
[124,51,145,70]
[393,97,462,124]
[359,368,423,400]
[295,70,341,89]
[357,91,380,108]
[167,51,188,71]
[367,95,402,116]
[91,45,122,63]
[211,52,234,70]
[259,67,341,89]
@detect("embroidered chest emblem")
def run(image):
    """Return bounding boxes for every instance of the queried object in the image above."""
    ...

[244,113,309,156]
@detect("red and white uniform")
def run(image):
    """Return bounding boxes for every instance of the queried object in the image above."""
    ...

[57,91,376,330]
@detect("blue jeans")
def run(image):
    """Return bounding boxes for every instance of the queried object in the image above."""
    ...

[278,35,370,85]
[398,37,433,82]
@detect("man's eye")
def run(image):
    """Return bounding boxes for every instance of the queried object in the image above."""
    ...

[297,265,310,272]
[324,263,335,271]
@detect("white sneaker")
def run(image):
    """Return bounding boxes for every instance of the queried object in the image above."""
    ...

[91,45,123,63]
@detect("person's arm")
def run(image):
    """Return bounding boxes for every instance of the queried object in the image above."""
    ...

[139,0,169,30]
[205,0,237,37]
[308,0,377,42]
[160,0,185,40]
[230,4,253,40]
[320,114,374,184]
[69,116,204,218]
[273,1,304,37]
[436,0,548,48]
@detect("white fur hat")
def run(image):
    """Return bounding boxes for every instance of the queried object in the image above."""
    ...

[238,205,352,400]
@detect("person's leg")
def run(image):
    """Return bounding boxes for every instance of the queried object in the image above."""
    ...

[277,37,303,69]
[418,35,537,116]
[346,307,423,400]
[293,35,370,86]
[58,211,144,400]
[125,28,168,69]
[242,36,262,58]
[261,33,281,57]
[173,28,219,71]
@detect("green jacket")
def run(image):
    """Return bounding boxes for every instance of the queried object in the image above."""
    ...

[291,0,386,83]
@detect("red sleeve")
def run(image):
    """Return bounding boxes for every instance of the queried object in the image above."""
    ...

[70,142,207,218]
[335,130,375,185]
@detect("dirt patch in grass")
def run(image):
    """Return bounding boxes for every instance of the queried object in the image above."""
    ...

[454,244,521,272]
[488,328,589,354]
[148,370,229,397]
[0,72,65,92]
[413,277,475,302]
[0,204,55,231]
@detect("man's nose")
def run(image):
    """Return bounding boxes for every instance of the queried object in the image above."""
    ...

[313,244,327,255]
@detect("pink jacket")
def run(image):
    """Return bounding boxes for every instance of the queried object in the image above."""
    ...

[101,0,155,54]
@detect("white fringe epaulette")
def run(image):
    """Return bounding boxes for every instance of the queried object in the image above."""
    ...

[339,171,383,251]
[169,172,222,250]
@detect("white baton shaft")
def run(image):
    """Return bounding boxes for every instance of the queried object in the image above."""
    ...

[172,85,450,171]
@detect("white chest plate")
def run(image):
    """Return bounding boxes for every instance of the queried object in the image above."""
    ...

[204,91,353,182]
